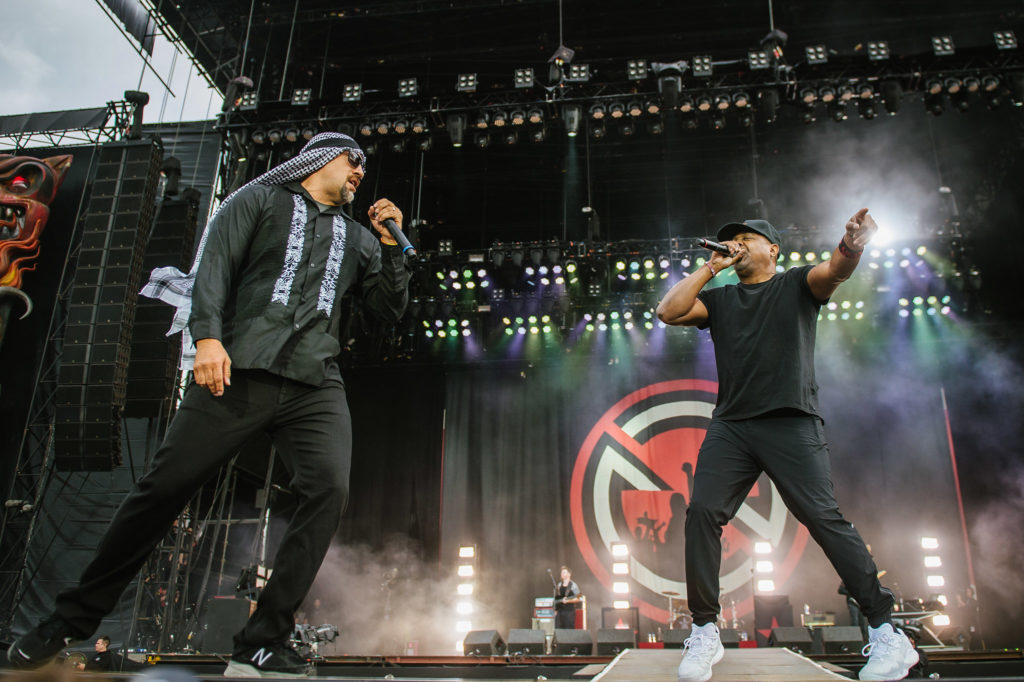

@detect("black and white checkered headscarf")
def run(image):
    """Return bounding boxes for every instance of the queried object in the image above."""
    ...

[140,132,366,369]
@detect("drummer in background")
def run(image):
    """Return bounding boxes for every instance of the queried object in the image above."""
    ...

[554,566,582,629]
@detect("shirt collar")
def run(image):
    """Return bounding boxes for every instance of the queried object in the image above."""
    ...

[283,181,346,217]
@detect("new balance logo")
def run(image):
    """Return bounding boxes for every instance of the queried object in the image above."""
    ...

[251,648,274,667]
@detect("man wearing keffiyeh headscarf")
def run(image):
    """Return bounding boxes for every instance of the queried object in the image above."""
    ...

[9,133,411,677]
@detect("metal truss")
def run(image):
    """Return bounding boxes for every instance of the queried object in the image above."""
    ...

[0,101,136,153]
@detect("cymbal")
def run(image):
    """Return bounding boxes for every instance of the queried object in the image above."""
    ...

[662,590,681,596]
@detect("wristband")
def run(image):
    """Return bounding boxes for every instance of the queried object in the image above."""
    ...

[838,237,864,258]
[705,262,717,278]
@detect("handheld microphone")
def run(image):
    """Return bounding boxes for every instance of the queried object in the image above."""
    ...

[382,218,417,257]
[697,237,733,256]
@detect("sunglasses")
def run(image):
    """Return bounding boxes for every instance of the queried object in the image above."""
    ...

[346,150,364,169]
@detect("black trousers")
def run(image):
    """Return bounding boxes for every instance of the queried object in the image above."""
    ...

[684,415,892,628]
[555,608,576,629]
[55,369,352,648]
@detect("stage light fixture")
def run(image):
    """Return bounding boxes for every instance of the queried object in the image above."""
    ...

[830,103,848,122]
[819,86,836,103]
[627,59,648,79]
[527,107,544,124]
[927,79,944,96]
[456,73,478,92]
[924,556,942,568]
[983,75,1000,92]
[291,88,312,106]
[239,91,259,110]
[375,120,390,135]
[489,111,507,128]
[713,93,730,110]
[609,101,626,118]
[691,55,713,77]
[859,83,875,98]
[563,105,581,137]
[514,68,535,88]
[748,50,770,69]
[805,44,828,64]
[393,119,409,134]
[511,109,526,125]
[301,126,316,140]
[474,132,490,148]
[447,114,466,148]
[627,101,643,116]
[411,119,428,134]
[342,83,363,103]
[733,91,750,107]
[358,122,373,137]
[711,113,726,130]
[867,40,890,61]
[531,126,547,142]
[619,120,635,136]
[927,575,945,587]
[398,77,419,97]
[645,99,661,114]
[858,99,876,119]
[945,78,962,94]
[250,129,266,145]
[679,96,696,113]
[932,35,955,56]
[754,541,772,554]
[612,562,629,575]
[994,30,1017,50]
[696,95,713,112]
[800,88,817,104]
[474,113,489,129]
[837,84,855,102]
[755,560,774,573]
[590,122,605,139]
[921,537,939,549]
[610,542,629,558]
[566,63,591,82]
[284,127,299,142]
[612,581,630,594]
[963,76,981,93]
[589,103,607,120]
[756,579,776,592]
[647,118,665,135]
[267,128,283,144]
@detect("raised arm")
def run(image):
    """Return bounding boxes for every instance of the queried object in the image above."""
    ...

[806,208,878,301]
[656,247,743,326]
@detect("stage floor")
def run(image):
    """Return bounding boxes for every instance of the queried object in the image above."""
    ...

[592,647,849,682]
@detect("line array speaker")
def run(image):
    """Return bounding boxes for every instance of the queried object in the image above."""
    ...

[125,188,199,417]
[55,139,162,471]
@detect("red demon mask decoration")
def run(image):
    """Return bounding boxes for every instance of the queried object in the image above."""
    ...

[0,153,73,289]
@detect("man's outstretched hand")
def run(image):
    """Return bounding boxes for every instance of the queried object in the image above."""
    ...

[194,338,232,396]
[844,207,879,250]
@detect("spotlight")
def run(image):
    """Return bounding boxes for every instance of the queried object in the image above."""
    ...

[284,127,299,142]
[456,73,478,92]
[342,83,362,102]
[818,86,836,103]
[609,101,626,118]
[411,119,428,133]
[474,132,489,148]
[511,109,526,125]
[393,119,409,134]
[691,55,713,77]
[447,113,466,147]
[531,126,547,142]
[645,99,661,114]
[375,120,390,135]
[679,96,695,113]
[931,35,955,56]
[921,537,939,549]
[301,125,316,140]
[267,128,282,144]
[830,103,848,121]
[696,95,712,112]
[627,101,643,117]
[398,77,418,97]
[805,44,828,64]
[626,59,648,79]
[491,111,507,127]
[358,121,373,137]
[514,68,535,88]
[944,78,962,94]
[619,120,635,136]
[838,84,856,101]
[563,105,581,137]
[867,40,890,61]
[800,88,817,104]
[858,83,875,98]
[963,76,981,93]
[290,88,312,106]
[715,93,731,110]
[474,112,489,129]
[250,129,266,145]
[748,50,770,69]
[565,63,590,82]
[754,541,772,554]
[590,103,607,119]
[590,122,605,139]
[231,91,259,117]
[733,91,750,107]
[994,30,1017,50]
[527,107,544,124]
[982,75,1000,92]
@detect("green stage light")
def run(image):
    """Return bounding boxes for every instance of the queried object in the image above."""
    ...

[610,311,620,320]
[884,260,894,268]
[820,251,831,261]
[611,322,621,330]
[586,323,595,331]
[913,296,924,305]
[422,320,430,328]
[426,329,434,338]
[941,295,951,304]
[899,298,909,307]
[438,330,447,338]
[927,295,938,305]
[530,326,540,334]
[505,327,514,335]
[631,272,642,280]
[696,257,707,266]
[463,269,473,279]
[645,271,656,280]
[515,316,524,324]
[827,313,837,321]
[913,308,923,317]
[790,252,802,262]
[644,321,654,329]
[541,314,551,323]
[528,315,538,324]
[436,271,445,280]
[615,260,627,271]
[805,252,817,261]
[643,257,655,269]
[917,245,928,255]
[448,318,458,327]
[542,325,552,333]
[841,300,851,309]
[855,312,864,320]
[566,261,578,273]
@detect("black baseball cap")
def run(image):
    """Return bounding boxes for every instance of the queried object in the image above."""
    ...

[717,219,782,246]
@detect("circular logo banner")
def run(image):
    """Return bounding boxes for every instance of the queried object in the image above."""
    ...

[570,379,809,624]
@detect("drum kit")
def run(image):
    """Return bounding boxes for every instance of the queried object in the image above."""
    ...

[661,590,692,630]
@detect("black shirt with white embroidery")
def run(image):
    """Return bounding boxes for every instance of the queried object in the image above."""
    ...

[189,181,409,385]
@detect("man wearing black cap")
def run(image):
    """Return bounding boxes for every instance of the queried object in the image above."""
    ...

[658,211,918,682]
[8,133,411,677]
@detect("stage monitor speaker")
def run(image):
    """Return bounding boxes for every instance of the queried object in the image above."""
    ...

[201,597,253,653]
[463,630,505,656]
[719,628,742,648]
[768,626,813,654]
[551,628,593,655]
[596,628,635,655]
[507,628,546,655]
[754,594,795,646]
[821,625,865,653]
[661,629,690,648]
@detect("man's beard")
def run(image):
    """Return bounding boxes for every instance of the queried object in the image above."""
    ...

[340,185,355,205]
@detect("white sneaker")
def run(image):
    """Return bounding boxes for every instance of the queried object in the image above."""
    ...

[858,623,919,680]
[677,623,725,682]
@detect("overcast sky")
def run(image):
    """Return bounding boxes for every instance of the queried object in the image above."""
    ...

[2,0,220,124]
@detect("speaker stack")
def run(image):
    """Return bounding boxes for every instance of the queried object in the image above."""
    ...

[55,139,161,471]
[124,187,199,417]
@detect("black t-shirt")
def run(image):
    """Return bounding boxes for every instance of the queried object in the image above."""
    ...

[555,581,580,611]
[696,264,826,420]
